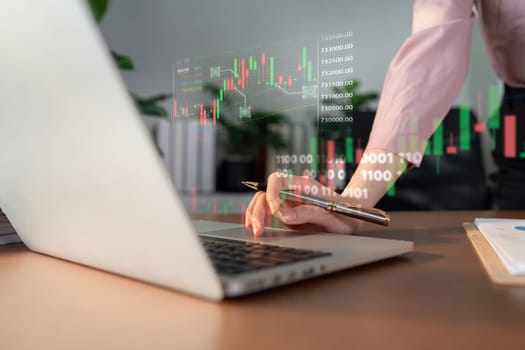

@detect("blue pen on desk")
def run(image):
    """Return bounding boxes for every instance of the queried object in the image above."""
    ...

[241,181,390,226]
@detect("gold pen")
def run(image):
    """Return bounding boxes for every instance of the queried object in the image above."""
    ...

[242,181,390,226]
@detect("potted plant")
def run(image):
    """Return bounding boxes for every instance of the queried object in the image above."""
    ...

[202,84,288,191]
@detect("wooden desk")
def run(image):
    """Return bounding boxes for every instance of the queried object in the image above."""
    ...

[1,211,525,349]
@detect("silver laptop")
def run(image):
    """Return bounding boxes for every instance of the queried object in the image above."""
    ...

[0,0,412,300]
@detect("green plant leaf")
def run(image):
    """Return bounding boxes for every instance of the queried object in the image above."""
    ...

[140,93,172,104]
[112,51,134,70]
[137,102,168,118]
[138,103,169,118]
[132,93,171,118]
[88,0,108,22]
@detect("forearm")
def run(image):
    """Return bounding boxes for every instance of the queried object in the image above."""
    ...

[366,1,474,167]
[342,149,408,208]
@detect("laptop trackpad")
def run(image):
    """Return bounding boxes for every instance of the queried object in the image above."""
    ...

[200,226,318,242]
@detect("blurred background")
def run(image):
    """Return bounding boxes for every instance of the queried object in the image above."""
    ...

[96,0,502,214]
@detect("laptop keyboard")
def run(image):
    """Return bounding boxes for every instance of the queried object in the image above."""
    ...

[200,235,332,276]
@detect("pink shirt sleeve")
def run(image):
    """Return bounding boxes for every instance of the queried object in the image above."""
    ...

[366,0,525,167]
[366,0,475,166]
[476,0,525,87]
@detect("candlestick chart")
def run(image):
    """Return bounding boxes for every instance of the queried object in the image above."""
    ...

[172,30,354,126]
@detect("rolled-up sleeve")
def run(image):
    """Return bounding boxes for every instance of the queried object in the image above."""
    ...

[366,0,475,166]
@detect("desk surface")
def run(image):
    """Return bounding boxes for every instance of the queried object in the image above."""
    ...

[2,211,525,350]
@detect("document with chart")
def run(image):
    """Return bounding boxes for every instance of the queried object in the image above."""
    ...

[475,218,525,275]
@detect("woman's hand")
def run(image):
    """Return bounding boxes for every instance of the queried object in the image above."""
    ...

[244,149,409,236]
[244,173,362,236]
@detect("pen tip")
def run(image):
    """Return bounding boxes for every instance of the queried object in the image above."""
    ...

[241,181,258,191]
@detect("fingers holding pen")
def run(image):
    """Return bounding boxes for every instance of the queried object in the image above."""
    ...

[246,172,295,236]
[247,171,360,235]
[266,173,313,213]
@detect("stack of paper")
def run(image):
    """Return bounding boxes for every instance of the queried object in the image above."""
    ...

[475,218,525,275]
[0,210,21,245]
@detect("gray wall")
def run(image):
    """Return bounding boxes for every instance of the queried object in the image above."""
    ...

[100,0,410,105]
